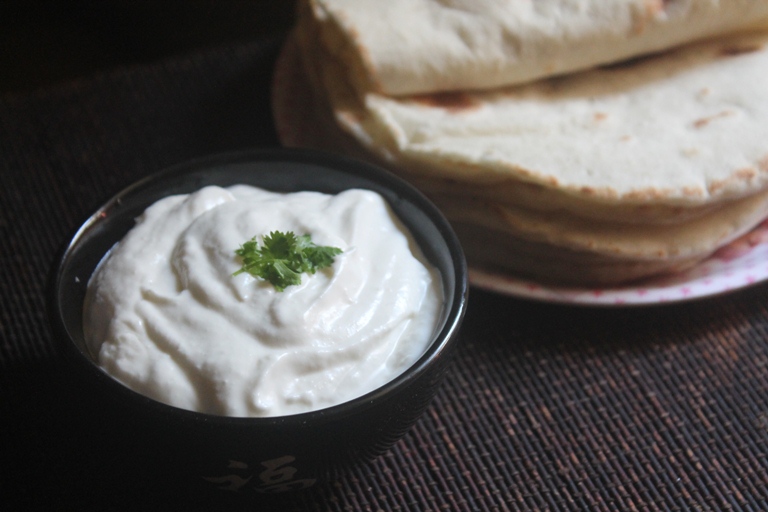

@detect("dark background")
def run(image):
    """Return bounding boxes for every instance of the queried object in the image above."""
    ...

[1,0,297,94]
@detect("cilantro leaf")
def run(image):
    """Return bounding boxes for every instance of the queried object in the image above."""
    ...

[233,231,343,291]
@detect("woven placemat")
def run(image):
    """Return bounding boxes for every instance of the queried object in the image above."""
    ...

[2,36,767,511]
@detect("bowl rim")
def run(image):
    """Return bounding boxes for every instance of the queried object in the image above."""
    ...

[49,147,468,425]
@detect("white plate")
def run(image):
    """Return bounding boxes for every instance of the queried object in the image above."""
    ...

[271,37,768,306]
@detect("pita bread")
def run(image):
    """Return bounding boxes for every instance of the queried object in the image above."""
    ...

[285,5,768,285]
[450,224,712,286]
[307,0,768,96]
[435,187,768,261]
[304,26,768,208]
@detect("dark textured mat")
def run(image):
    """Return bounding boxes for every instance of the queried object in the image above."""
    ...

[2,35,768,511]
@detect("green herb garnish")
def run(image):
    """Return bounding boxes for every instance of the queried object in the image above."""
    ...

[233,231,343,291]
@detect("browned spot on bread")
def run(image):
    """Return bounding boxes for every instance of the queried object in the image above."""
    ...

[621,187,686,201]
[708,168,756,194]
[734,168,758,181]
[411,92,480,112]
[594,112,608,122]
[708,180,726,194]
[720,44,763,57]
[758,155,768,172]
[572,186,620,200]
[680,186,705,198]
[692,110,734,129]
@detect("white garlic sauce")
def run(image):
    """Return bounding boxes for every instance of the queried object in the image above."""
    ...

[83,185,442,417]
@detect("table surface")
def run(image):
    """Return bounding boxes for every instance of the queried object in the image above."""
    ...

[3,3,768,511]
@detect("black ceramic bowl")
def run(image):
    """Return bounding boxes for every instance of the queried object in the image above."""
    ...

[48,148,467,497]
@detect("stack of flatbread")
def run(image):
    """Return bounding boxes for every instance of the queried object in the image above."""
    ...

[282,0,768,286]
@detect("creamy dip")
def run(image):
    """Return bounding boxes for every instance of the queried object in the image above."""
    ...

[83,185,442,417]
